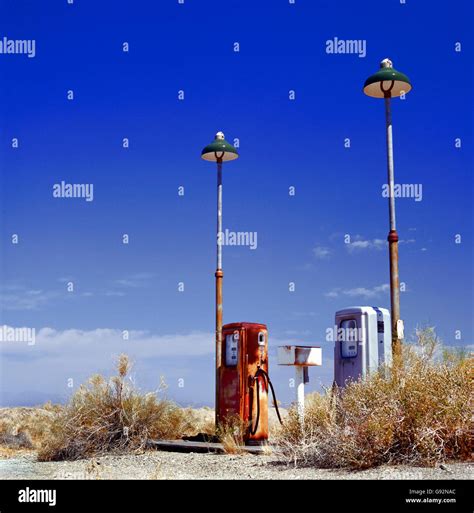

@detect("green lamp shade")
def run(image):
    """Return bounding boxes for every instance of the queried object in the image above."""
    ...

[363,66,412,98]
[201,133,239,162]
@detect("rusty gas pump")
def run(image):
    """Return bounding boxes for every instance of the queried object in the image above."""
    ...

[218,322,282,445]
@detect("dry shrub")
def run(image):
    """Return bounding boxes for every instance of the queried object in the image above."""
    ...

[0,421,34,449]
[38,354,191,461]
[0,403,61,451]
[277,328,472,469]
[183,407,215,437]
[217,415,245,454]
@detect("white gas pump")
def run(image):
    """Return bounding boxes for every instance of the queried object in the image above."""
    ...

[334,306,391,388]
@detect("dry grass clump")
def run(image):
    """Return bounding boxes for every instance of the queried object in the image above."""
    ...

[183,407,216,437]
[38,354,191,461]
[217,415,245,454]
[0,423,34,450]
[276,328,472,469]
[0,403,62,454]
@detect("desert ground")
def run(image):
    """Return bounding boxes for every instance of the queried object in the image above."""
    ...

[1,451,472,481]
[0,406,472,481]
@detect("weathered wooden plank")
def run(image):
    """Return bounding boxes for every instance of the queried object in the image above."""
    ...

[149,439,270,455]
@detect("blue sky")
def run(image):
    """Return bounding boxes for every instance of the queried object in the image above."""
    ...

[0,0,472,406]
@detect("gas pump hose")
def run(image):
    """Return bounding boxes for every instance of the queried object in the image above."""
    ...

[249,367,283,435]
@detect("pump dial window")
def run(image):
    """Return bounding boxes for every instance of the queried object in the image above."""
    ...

[225,334,239,366]
[340,319,358,358]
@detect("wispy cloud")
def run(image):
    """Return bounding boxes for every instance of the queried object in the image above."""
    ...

[114,273,156,288]
[0,273,157,311]
[345,235,416,253]
[312,245,332,260]
[290,311,318,318]
[346,237,386,252]
[283,329,312,337]
[325,283,389,299]
[0,326,215,406]
[0,287,59,311]
[0,325,333,406]
[58,277,74,283]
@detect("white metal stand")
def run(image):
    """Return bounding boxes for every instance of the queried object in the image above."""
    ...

[277,345,322,425]
[295,366,305,421]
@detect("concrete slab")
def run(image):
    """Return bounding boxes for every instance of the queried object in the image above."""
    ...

[149,439,271,455]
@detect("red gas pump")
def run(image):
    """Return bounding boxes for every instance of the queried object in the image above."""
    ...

[218,322,282,445]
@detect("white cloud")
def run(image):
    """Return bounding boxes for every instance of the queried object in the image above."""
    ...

[0,327,216,406]
[0,288,59,311]
[0,272,157,312]
[283,329,312,337]
[0,326,333,407]
[0,327,214,359]
[312,245,332,260]
[114,273,156,288]
[346,237,386,252]
[58,277,74,283]
[346,236,416,253]
[325,283,389,299]
[344,284,389,298]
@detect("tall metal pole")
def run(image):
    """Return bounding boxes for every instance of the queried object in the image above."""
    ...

[384,94,402,358]
[215,157,223,428]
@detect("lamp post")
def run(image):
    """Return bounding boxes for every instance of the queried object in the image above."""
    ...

[201,132,239,428]
[363,58,412,358]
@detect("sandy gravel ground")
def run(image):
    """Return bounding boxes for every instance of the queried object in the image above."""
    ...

[0,406,472,480]
[1,451,472,481]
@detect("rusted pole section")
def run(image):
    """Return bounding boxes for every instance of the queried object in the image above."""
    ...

[215,157,223,428]
[384,93,402,358]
